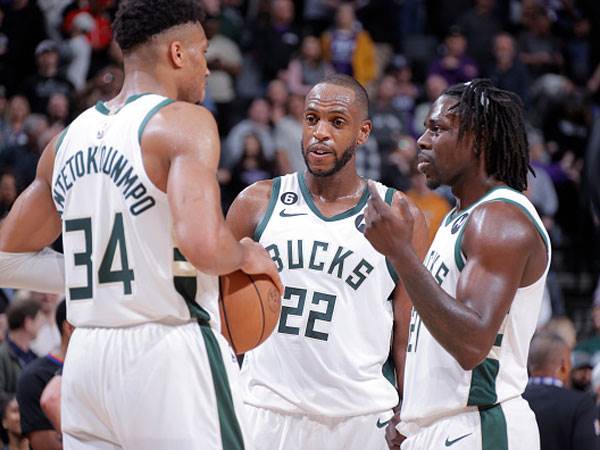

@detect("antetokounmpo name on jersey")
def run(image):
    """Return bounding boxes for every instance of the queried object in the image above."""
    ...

[266,239,374,291]
[53,146,156,216]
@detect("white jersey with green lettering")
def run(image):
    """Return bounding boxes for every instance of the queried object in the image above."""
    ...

[52,94,219,328]
[399,186,551,434]
[241,172,399,417]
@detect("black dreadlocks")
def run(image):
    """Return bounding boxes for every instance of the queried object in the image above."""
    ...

[444,79,531,192]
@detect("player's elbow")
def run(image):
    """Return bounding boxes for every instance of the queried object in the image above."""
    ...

[454,341,490,371]
[174,226,227,275]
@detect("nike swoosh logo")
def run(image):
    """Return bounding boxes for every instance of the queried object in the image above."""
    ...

[376,418,390,429]
[279,209,308,218]
[445,433,472,447]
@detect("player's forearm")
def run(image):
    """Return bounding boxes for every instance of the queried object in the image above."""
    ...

[178,225,245,276]
[390,251,491,370]
[0,248,65,294]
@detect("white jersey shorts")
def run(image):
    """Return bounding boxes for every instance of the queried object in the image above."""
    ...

[62,322,250,450]
[245,404,390,450]
[399,396,540,450]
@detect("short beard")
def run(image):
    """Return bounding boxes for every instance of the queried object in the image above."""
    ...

[301,141,357,177]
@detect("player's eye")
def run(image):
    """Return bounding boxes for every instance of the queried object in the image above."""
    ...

[305,115,317,125]
[333,118,345,128]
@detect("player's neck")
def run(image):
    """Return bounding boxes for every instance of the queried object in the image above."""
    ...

[304,169,365,204]
[452,176,504,211]
[110,62,175,107]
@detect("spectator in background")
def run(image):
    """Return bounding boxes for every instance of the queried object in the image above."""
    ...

[389,55,419,125]
[380,133,417,192]
[0,298,43,400]
[274,93,305,174]
[61,0,114,77]
[29,294,60,358]
[77,64,123,110]
[63,11,95,92]
[221,133,276,210]
[524,332,598,450]
[406,162,451,244]
[571,351,594,393]
[46,93,70,128]
[455,0,501,70]
[0,395,28,450]
[266,78,289,125]
[519,5,564,78]
[0,172,16,219]
[204,14,242,136]
[355,134,381,182]
[370,74,405,155]
[252,0,301,84]
[222,97,275,170]
[0,0,46,95]
[487,32,531,105]
[19,40,74,115]
[413,74,448,137]
[17,300,72,450]
[575,291,600,367]
[0,114,48,193]
[0,96,30,152]
[544,316,578,349]
[321,2,377,87]
[286,35,334,96]
[428,26,478,86]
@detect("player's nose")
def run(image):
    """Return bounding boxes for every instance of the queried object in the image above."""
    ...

[417,131,431,150]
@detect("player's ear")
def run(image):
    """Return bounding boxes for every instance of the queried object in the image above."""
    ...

[169,41,185,69]
[357,119,372,146]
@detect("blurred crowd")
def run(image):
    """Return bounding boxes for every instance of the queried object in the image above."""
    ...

[0,0,599,448]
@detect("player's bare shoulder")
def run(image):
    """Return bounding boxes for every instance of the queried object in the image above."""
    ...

[227,179,275,239]
[141,101,219,158]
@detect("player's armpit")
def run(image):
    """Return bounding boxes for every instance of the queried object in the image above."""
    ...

[226,180,274,240]
[28,429,62,450]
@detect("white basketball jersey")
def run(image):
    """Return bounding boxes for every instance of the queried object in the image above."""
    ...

[400,187,551,431]
[52,94,219,328]
[241,172,399,417]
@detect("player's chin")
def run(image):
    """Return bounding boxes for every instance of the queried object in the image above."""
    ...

[425,176,441,190]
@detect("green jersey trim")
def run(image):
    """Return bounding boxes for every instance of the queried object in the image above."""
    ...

[254,177,281,241]
[199,325,245,450]
[384,187,399,284]
[138,98,175,144]
[382,353,396,387]
[172,248,211,324]
[493,198,550,251]
[95,93,152,116]
[443,207,458,227]
[479,403,508,450]
[454,218,468,271]
[467,358,499,406]
[298,173,370,221]
[54,125,70,156]
[453,187,549,272]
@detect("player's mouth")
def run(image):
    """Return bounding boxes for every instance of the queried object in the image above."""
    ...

[307,145,334,161]
[417,153,433,173]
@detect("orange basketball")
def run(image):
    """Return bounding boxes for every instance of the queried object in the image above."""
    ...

[219,270,281,355]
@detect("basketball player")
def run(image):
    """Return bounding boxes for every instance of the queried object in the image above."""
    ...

[364,79,551,450]
[0,1,282,449]
[226,74,428,450]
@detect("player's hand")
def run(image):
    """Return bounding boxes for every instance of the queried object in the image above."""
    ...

[386,410,405,449]
[239,237,284,296]
[364,181,414,260]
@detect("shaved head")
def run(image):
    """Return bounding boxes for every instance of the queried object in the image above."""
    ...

[314,74,369,120]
